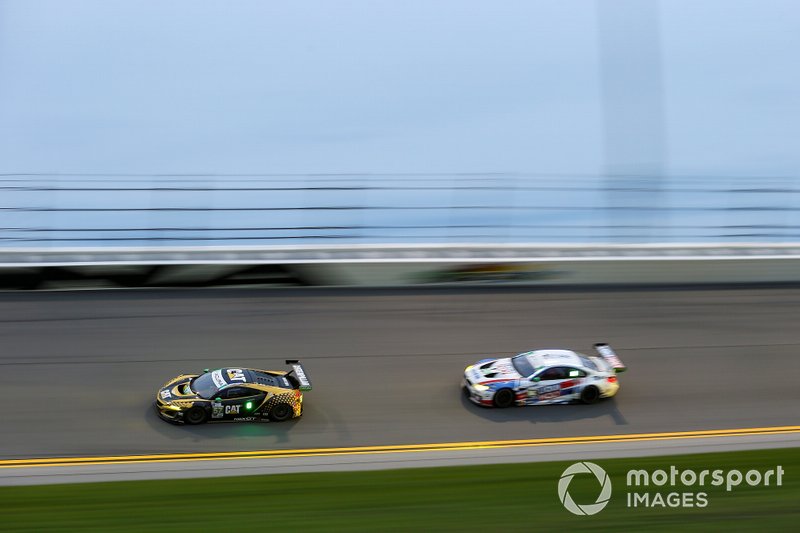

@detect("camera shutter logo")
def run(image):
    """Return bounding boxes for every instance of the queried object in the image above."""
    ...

[558,461,612,516]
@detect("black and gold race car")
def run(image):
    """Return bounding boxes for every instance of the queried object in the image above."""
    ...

[155,360,311,424]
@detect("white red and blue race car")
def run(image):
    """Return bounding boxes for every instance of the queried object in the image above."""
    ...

[462,343,626,407]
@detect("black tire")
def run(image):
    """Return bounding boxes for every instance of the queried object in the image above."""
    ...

[269,403,293,422]
[581,386,600,404]
[185,406,207,425]
[493,388,515,408]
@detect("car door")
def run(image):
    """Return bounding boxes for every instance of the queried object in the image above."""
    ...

[526,366,569,404]
[219,386,265,420]
[559,367,588,401]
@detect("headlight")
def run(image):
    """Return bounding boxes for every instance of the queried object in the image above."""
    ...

[464,365,473,372]
[472,384,489,392]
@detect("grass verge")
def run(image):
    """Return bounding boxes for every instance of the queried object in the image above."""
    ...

[1,447,798,532]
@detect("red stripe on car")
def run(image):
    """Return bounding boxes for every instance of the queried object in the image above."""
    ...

[479,379,515,385]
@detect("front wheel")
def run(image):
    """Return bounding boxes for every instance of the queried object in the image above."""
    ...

[580,386,600,404]
[493,388,515,408]
[185,406,208,424]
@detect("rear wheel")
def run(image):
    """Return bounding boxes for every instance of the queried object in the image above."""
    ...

[185,406,207,425]
[493,388,515,408]
[269,403,293,422]
[580,386,600,404]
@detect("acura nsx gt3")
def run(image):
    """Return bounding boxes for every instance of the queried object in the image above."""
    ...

[155,360,311,424]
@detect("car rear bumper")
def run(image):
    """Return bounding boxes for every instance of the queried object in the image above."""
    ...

[600,381,620,398]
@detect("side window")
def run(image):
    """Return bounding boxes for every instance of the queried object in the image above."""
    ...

[223,387,253,399]
[565,368,587,378]
[538,367,567,380]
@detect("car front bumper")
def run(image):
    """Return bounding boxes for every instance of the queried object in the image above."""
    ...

[154,401,185,424]
[462,377,494,407]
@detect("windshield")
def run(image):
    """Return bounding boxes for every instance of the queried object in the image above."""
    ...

[190,369,226,399]
[511,354,535,377]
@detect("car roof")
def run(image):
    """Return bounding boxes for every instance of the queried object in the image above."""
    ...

[525,349,583,369]
[216,368,292,390]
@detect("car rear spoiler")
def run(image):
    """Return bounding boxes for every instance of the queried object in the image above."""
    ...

[593,343,627,373]
[285,360,312,391]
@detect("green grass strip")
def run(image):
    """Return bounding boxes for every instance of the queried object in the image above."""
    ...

[1,447,798,532]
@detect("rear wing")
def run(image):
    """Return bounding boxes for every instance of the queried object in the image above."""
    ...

[285,360,312,391]
[593,343,627,373]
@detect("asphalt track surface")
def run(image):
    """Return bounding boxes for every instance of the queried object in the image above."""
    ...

[1,286,799,460]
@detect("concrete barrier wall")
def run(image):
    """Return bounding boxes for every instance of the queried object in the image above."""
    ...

[1,244,800,289]
[298,259,800,286]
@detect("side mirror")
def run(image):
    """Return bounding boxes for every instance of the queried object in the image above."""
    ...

[214,397,222,402]
[203,368,210,374]
[533,377,541,382]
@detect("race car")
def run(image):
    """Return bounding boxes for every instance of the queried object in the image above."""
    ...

[155,360,311,424]
[462,343,625,407]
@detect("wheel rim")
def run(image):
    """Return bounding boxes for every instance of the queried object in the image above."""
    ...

[272,404,291,420]
[496,390,512,407]
[187,409,204,423]
[584,387,598,402]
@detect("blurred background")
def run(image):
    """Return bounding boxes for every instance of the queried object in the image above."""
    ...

[2,5,800,527]
[2,0,799,247]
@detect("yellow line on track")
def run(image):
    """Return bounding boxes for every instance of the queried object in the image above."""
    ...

[1,426,798,469]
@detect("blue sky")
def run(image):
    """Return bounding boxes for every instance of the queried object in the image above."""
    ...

[1,0,797,178]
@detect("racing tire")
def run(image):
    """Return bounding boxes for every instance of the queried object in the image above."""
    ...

[269,403,293,422]
[493,388,515,408]
[185,406,208,425]
[580,386,600,404]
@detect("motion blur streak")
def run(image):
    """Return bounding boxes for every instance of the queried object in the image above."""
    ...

[1,286,799,460]
[1,426,798,469]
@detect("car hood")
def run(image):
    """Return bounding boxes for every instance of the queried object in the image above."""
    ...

[157,375,201,404]
[467,357,521,385]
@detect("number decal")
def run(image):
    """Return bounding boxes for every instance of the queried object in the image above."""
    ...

[227,369,246,382]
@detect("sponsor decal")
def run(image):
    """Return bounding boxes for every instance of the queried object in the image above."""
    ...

[160,390,172,399]
[211,401,224,419]
[493,362,515,375]
[211,370,226,389]
[292,364,310,387]
[227,369,246,382]
[538,391,561,401]
[224,405,241,415]
[528,383,561,401]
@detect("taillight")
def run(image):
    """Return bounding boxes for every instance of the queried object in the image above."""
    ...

[607,375,618,383]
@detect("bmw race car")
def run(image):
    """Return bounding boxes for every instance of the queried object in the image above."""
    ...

[155,360,311,424]
[462,343,625,407]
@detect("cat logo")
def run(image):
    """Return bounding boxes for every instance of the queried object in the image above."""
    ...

[224,405,240,414]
